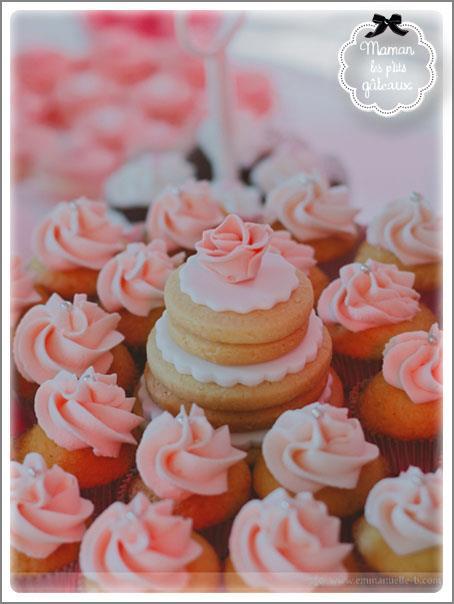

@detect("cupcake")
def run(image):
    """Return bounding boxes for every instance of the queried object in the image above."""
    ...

[225,488,353,592]
[354,466,442,574]
[145,215,334,440]
[11,452,93,574]
[79,493,220,592]
[264,172,360,270]
[14,369,142,492]
[13,293,136,402]
[356,192,442,293]
[11,255,41,328]
[103,151,195,223]
[269,230,329,303]
[129,403,250,530]
[145,180,225,254]
[31,198,128,299]
[97,240,185,349]
[253,403,387,518]
[352,324,442,473]
[317,260,436,387]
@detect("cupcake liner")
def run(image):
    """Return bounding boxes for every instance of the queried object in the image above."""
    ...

[331,354,381,393]
[11,560,81,592]
[349,381,441,475]
[81,479,123,518]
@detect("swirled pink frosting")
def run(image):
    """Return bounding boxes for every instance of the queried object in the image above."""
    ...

[11,452,93,559]
[35,368,142,457]
[195,214,273,283]
[97,240,185,316]
[33,198,126,271]
[229,488,351,591]
[11,256,40,326]
[382,324,442,403]
[269,230,316,274]
[265,173,358,242]
[136,404,246,501]
[263,403,378,493]
[367,194,442,265]
[317,260,420,332]
[365,466,442,555]
[13,293,123,384]
[79,494,201,592]
[145,180,224,252]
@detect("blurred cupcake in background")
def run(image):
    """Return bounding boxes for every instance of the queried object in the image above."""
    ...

[11,256,41,328]
[103,151,195,223]
[351,324,442,473]
[31,198,127,299]
[264,172,360,274]
[11,452,94,574]
[317,260,436,387]
[354,467,442,574]
[253,402,388,518]
[14,369,143,490]
[13,293,136,401]
[97,240,185,349]
[145,180,225,254]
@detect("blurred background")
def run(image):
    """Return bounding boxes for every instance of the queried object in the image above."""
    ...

[11,10,443,258]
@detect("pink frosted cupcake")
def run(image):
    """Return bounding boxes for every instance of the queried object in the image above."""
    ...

[79,494,220,592]
[124,403,250,531]
[253,402,387,518]
[264,172,360,272]
[11,452,93,576]
[14,369,142,492]
[269,230,329,303]
[13,293,136,401]
[97,240,185,348]
[145,180,225,253]
[354,467,442,574]
[31,198,127,299]
[11,255,41,328]
[225,488,353,592]
[317,260,436,387]
[351,324,442,473]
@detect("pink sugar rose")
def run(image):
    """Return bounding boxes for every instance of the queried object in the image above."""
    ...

[195,214,273,283]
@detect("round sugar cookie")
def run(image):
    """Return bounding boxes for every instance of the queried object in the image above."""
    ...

[164,266,313,345]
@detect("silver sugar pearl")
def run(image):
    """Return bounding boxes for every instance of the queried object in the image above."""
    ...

[126,511,136,521]
[411,475,423,486]
[27,467,36,477]
[360,263,371,274]
[280,500,290,510]
[410,191,423,203]
[311,404,323,418]
[60,301,72,310]
[428,333,438,345]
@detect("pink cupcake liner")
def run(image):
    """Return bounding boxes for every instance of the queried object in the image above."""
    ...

[81,479,122,518]
[11,560,81,593]
[331,354,381,393]
[349,381,441,475]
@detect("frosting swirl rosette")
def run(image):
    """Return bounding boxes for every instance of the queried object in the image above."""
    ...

[35,368,142,457]
[195,214,273,283]
[97,240,185,316]
[265,173,358,241]
[229,488,351,591]
[11,256,40,326]
[251,142,327,194]
[13,293,123,384]
[79,494,201,592]
[136,404,246,501]
[263,403,378,493]
[383,324,442,403]
[33,198,126,271]
[365,466,442,555]
[145,180,224,252]
[11,452,93,558]
[317,260,420,332]
[367,194,442,265]
[269,230,316,274]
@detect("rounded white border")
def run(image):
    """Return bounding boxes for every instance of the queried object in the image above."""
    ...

[338,21,437,117]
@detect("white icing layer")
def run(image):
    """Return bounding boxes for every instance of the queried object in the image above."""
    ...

[179,251,299,314]
[155,310,324,387]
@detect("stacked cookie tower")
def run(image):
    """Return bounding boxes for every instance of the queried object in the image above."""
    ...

[143,214,337,445]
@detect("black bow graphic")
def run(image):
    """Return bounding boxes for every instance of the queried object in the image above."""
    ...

[365,14,409,38]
